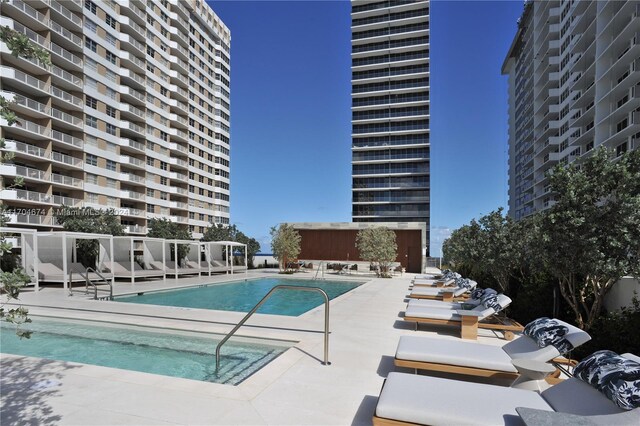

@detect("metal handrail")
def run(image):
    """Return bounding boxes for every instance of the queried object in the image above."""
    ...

[313,261,325,280]
[215,285,331,370]
[80,267,112,300]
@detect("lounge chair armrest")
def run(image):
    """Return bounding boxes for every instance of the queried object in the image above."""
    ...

[517,407,640,426]
[456,310,484,317]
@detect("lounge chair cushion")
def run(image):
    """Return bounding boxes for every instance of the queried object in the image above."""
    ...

[541,377,626,415]
[407,299,480,310]
[523,317,575,355]
[405,305,463,321]
[573,350,640,411]
[395,335,519,373]
[376,372,551,426]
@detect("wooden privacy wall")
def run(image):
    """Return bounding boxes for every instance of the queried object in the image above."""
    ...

[297,229,422,273]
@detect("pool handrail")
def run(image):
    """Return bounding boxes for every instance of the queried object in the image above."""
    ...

[215,285,331,370]
[81,267,113,300]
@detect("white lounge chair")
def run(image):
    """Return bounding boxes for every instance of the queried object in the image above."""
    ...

[374,353,640,426]
[112,261,165,281]
[409,280,477,302]
[394,318,590,380]
[404,294,523,339]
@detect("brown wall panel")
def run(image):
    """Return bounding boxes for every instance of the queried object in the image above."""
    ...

[297,229,422,273]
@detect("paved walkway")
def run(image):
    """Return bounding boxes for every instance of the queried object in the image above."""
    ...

[1,270,508,425]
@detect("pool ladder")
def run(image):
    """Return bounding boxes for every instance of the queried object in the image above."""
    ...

[69,267,113,300]
[214,285,331,371]
[313,261,325,280]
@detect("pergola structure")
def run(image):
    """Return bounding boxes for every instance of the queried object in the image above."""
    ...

[217,240,248,276]
[36,232,114,290]
[112,236,166,283]
[0,227,39,290]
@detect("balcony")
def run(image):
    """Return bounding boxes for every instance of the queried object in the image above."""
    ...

[6,213,54,226]
[121,138,145,152]
[121,173,145,184]
[50,42,83,69]
[50,85,83,109]
[1,189,51,204]
[121,121,146,135]
[52,194,82,207]
[51,107,83,128]
[48,0,82,28]
[50,63,82,89]
[51,151,83,168]
[120,155,145,169]
[124,224,147,234]
[121,190,145,201]
[49,18,82,48]
[6,120,50,140]
[1,67,49,94]
[5,0,48,31]
[1,164,48,182]
[51,173,83,188]
[51,129,83,149]
[2,139,46,158]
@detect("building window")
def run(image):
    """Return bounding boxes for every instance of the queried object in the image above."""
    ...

[84,19,97,33]
[85,0,96,14]
[160,176,167,185]
[146,46,155,58]
[160,161,167,171]
[85,37,97,52]
[85,96,97,109]
[106,160,117,171]
[147,204,155,213]
[106,123,117,135]
[86,192,98,203]
[86,173,98,184]
[106,105,116,118]
[106,87,117,100]
[106,51,116,64]
[105,14,116,29]
[85,154,98,166]
[160,192,167,200]
[86,115,98,128]
[616,142,628,157]
[105,33,116,46]
[147,188,154,197]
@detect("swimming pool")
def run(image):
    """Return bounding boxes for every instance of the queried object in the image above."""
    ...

[116,277,365,316]
[0,318,293,385]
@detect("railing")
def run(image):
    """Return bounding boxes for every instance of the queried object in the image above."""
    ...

[313,262,325,280]
[215,285,331,370]
[73,267,112,300]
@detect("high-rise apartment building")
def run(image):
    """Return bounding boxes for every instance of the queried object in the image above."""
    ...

[0,0,231,238]
[350,1,430,239]
[503,0,640,220]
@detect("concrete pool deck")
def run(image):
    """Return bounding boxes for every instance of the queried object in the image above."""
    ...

[1,269,511,425]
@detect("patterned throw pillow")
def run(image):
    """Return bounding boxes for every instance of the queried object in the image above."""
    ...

[454,277,474,290]
[480,293,503,312]
[470,287,497,301]
[574,350,640,411]
[523,317,573,355]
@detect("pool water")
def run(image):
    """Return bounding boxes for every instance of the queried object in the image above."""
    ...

[0,318,292,385]
[116,277,364,316]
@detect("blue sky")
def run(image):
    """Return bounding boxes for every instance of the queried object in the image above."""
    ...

[209,0,524,255]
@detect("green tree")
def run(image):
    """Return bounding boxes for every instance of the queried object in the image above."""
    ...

[442,219,484,278]
[147,218,192,263]
[202,224,261,268]
[356,227,398,278]
[539,147,640,330]
[476,208,520,293]
[54,207,125,267]
[0,25,51,338]
[270,224,301,273]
